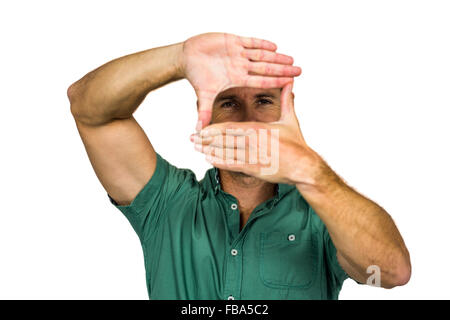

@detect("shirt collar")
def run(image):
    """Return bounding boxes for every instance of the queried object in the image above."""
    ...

[205,167,294,201]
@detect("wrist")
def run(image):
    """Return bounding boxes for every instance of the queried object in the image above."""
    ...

[172,41,186,80]
[292,148,342,195]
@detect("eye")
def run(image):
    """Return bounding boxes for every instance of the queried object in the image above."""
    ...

[257,98,273,105]
[221,101,238,109]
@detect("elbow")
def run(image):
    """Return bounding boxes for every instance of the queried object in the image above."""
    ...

[394,259,412,287]
[67,82,81,119]
[67,80,80,107]
[384,252,412,288]
[67,82,76,103]
[67,82,101,125]
[385,266,411,289]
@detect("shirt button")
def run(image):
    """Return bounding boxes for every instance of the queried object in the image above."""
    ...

[231,203,238,210]
[231,249,238,256]
[288,234,296,241]
[227,295,235,300]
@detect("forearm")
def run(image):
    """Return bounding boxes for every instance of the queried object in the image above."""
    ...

[68,42,184,125]
[296,153,411,286]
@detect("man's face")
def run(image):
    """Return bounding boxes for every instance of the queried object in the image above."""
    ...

[210,87,282,124]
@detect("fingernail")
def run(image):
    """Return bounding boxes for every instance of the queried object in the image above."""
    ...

[190,134,198,143]
[194,143,202,152]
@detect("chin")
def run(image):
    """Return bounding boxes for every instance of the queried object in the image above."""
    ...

[228,171,261,185]
[230,171,251,178]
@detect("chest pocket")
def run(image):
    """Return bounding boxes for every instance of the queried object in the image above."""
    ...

[259,230,319,289]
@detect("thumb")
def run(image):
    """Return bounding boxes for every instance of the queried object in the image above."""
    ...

[195,91,215,131]
[279,82,305,142]
[279,82,296,123]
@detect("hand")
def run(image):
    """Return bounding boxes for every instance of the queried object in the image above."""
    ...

[190,83,322,186]
[181,33,302,131]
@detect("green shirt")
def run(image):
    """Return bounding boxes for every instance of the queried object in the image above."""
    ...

[110,153,349,300]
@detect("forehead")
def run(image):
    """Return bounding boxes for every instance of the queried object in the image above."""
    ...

[214,87,281,102]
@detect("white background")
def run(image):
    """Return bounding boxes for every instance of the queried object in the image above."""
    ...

[0,0,449,299]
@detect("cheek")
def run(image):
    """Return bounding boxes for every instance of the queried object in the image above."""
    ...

[212,108,243,123]
[258,107,281,122]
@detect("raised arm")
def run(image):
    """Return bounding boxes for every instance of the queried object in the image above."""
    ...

[68,43,184,205]
[192,83,411,288]
[68,33,301,205]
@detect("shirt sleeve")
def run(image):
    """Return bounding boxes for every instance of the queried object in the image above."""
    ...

[324,228,349,287]
[108,152,198,241]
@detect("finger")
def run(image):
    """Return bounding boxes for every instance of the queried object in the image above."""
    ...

[190,134,214,145]
[194,141,209,153]
[206,154,249,173]
[194,135,248,151]
[198,133,276,171]
[191,135,228,148]
[196,94,215,131]
[239,36,277,51]
[200,128,253,138]
[200,122,265,137]
[205,151,262,177]
[242,49,294,65]
[278,83,305,140]
[192,135,228,155]
[245,76,294,89]
[248,62,302,77]
[191,133,230,154]
[204,146,248,163]
[280,82,294,120]
[195,130,275,163]
[205,148,254,167]
[196,112,212,132]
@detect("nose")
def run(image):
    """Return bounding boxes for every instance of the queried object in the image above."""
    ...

[240,104,258,122]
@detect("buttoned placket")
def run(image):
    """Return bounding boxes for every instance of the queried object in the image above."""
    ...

[213,168,283,300]
[222,194,242,300]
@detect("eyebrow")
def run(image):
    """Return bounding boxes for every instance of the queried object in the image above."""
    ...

[216,93,276,102]
[216,95,238,102]
[255,93,275,99]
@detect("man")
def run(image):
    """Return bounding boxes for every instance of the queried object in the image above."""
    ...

[68,33,411,299]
